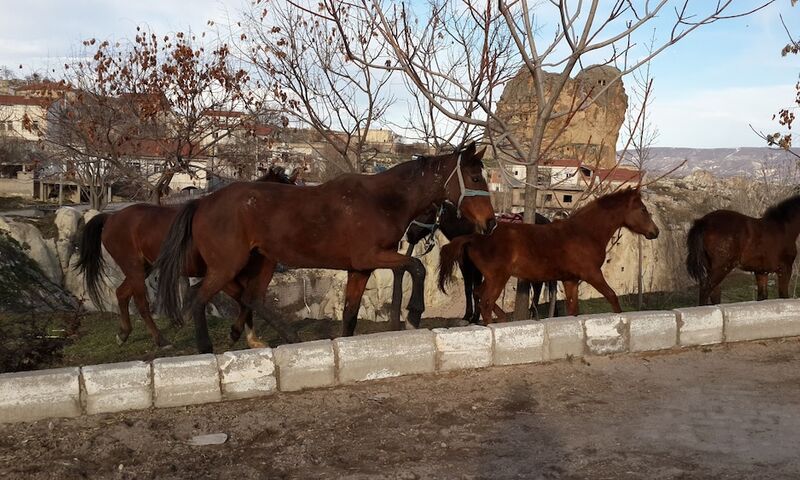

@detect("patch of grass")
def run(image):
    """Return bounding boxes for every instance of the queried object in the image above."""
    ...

[54,312,467,368]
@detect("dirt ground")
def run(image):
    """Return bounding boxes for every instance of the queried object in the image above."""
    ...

[1,339,799,480]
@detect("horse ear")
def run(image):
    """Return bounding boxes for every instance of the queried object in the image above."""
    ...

[473,146,487,163]
[460,141,476,156]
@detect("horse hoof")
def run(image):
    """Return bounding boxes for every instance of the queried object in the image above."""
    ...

[247,340,267,349]
[230,327,243,343]
[404,321,417,330]
[116,332,130,346]
[159,342,174,350]
[455,319,470,327]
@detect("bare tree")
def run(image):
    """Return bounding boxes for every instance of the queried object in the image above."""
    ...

[764,11,799,159]
[338,0,771,318]
[239,0,394,174]
[30,28,258,207]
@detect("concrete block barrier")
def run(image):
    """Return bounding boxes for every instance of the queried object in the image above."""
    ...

[334,330,435,383]
[274,340,336,392]
[152,354,221,408]
[217,349,277,400]
[0,368,81,423]
[81,361,152,415]
[543,317,584,360]
[3,298,800,424]
[582,313,628,355]
[674,306,724,346]
[625,311,678,352]
[434,325,492,371]
[489,320,545,366]
[722,299,800,342]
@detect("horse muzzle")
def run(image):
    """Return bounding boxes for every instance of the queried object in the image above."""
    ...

[645,227,660,240]
[479,217,497,235]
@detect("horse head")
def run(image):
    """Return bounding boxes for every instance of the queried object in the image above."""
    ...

[622,188,660,239]
[443,142,496,234]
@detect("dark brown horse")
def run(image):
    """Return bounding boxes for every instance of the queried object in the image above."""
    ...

[75,166,300,348]
[155,143,496,353]
[687,194,800,305]
[439,188,659,322]
[392,204,558,327]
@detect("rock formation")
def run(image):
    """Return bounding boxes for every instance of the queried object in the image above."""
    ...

[492,65,628,168]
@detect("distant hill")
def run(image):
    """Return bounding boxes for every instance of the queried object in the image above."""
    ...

[619,147,797,178]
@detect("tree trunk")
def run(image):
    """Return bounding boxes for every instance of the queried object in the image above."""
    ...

[513,162,540,320]
[637,234,644,310]
[150,171,175,206]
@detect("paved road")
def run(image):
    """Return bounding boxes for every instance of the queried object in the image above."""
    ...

[1,339,799,479]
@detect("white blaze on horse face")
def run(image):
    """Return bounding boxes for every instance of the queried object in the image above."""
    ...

[246,196,256,207]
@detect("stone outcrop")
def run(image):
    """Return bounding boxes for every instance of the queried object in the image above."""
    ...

[493,65,628,168]
[0,232,77,313]
[53,207,82,274]
[0,216,62,284]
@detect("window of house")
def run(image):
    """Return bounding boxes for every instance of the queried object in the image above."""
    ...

[544,194,553,202]
[563,194,573,203]
[32,121,39,130]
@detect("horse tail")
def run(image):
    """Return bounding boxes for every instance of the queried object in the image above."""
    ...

[438,236,474,293]
[154,200,199,326]
[75,213,109,310]
[686,219,709,283]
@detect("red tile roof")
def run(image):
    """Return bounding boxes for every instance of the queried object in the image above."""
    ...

[0,94,52,107]
[15,81,71,92]
[594,168,642,184]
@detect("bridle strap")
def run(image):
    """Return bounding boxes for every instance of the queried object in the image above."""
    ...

[444,151,492,217]
[402,204,445,258]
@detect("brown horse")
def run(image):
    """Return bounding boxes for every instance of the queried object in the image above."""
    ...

[75,166,300,348]
[155,143,496,353]
[687,194,800,305]
[392,204,558,327]
[438,188,660,322]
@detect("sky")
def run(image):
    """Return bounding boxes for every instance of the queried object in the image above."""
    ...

[0,0,798,149]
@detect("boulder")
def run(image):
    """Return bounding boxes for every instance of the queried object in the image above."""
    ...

[54,207,82,274]
[0,216,62,284]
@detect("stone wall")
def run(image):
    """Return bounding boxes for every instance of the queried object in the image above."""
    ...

[3,299,799,423]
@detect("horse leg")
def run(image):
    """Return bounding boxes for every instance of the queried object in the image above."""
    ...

[342,271,372,337]
[529,281,543,320]
[755,273,769,301]
[389,243,415,331]
[478,274,509,325]
[359,251,426,328]
[562,280,580,316]
[460,260,475,323]
[130,278,169,348]
[469,269,484,324]
[778,265,792,299]
[190,272,241,354]
[583,271,622,313]
[237,258,299,344]
[548,281,559,318]
[222,281,264,348]
[705,266,731,305]
[115,278,134,345]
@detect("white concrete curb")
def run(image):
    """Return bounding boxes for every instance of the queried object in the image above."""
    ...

[2,298,799,423]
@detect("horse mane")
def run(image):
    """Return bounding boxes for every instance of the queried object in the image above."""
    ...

[763,194,800,222]
[573,188,639,217]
